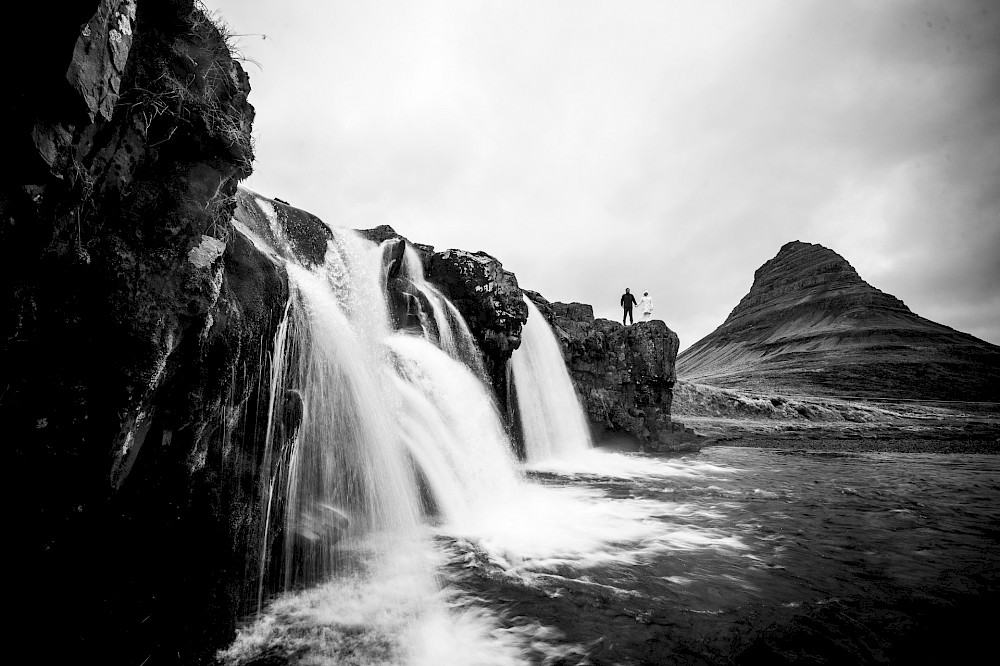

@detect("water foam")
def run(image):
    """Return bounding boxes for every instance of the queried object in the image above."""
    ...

[223,552,565,666]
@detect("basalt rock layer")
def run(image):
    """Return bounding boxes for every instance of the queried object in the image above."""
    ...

[3,2,273,664]
[677,241,1000,401]
[524,292,696,451]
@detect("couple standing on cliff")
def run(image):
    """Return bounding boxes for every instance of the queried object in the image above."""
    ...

[620,288,653,325]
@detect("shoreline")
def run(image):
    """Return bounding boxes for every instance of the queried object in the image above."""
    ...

[700,436,1000,455]
[670,380,999,454]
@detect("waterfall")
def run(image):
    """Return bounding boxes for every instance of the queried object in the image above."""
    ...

[388,334,521,527]
[279,262,424,582]
[240,190,524,595]
[387,244,488,381]
[263,245,425,590]
[231,192,425,595]
[510,296,594,462]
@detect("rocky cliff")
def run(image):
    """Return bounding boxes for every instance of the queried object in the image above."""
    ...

[524,292,697,451]
[677,241,1000,401]
[3,2,275,663]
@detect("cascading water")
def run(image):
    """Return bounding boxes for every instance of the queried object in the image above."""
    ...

[510,296,594,462]
[388,334,522,527]
[259,231,425,591]
[278,262,424,581]
[390,244,488,381]
[245,192,527,579]
[228,191,558,664]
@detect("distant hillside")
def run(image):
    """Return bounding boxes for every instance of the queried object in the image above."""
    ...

[676,241,1000,401]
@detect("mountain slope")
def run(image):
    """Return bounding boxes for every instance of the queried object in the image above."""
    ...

[677,241,1000,401]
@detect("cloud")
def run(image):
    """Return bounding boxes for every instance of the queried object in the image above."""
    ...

[207,0,1000,348]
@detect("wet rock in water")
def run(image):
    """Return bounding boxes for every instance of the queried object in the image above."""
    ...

[281,389,304,440]
[233,188,333,266]
[525,291,692,452]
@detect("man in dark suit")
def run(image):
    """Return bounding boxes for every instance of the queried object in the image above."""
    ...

[620,288,637,325]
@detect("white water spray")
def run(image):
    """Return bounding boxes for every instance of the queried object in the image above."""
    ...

[388,334,522,526]
[277,260,424,585]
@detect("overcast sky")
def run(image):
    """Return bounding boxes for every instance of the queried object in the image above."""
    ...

[204,0,1000,350]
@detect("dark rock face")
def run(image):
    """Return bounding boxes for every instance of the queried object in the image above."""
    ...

[2,2,277,664]
[426,249,529,400]
[677,241,1000,401]
[524,292,691,451]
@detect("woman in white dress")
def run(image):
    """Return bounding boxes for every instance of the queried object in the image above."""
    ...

[638,291,654,320]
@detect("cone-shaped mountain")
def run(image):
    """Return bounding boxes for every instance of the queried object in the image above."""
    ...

[677,241,1000,401]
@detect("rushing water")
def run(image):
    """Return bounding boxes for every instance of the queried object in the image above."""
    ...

[225,192,998,665]
[394,245,488,381]
[464,448,1000,665]
[228,445,1000,665]
[511,296,594,462]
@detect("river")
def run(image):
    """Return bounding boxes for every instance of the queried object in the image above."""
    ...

[223,446,999,665]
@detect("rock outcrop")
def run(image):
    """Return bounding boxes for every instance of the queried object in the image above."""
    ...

[3,2,275,663]
[677,241,1000,401]
[524,292,696,451]
[423,249,529,399]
